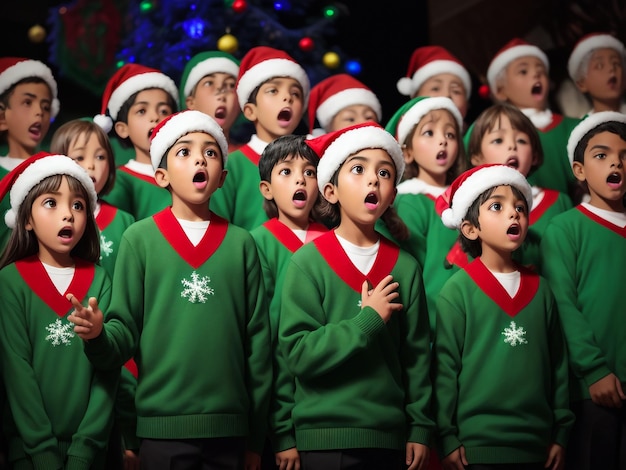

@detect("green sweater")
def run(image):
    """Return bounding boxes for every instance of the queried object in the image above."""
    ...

[83,208,271,452]
[278,231,434,451]
[95,201,135,278]
[541,205,626,401]
[250,219,328,452]
[102,165,172,221]
[0,257,117,470]
[433,258,573,464]
[210,145,269,231]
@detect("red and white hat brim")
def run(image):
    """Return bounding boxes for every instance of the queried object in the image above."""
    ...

[396,60,471,99]
[107,72,179,120]
[5,155,97,229]
[396,96,464,145]
[0,60,60,118]
[487,45,549,91]
[441,165,532,229]
[317,125,404,192]
[182,57,240,98]
[566,111,626,168]
[316,88,382,130]
[567,35,625,80]
[236,58,310,110]
[149,110,229,170]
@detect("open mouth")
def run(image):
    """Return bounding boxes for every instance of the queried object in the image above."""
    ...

[436,150,447,161]
[277,108,292,122]
[531,82,543,96]
[608,76,618,86]
[28,123,42,138]
[364,192,379,209]
[607,172,622,187]
[58,228,72,239]
[148,127,155,138]
[507,224,520,236]
[193,171,208,188]
[215,106,226,119]
[506,156,519,169]
[292,189,307,208]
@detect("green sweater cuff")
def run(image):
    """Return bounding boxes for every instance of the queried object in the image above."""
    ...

[354,307,386,338]
[553,426,571,449]
[65,456,91,470]
[272,433,297,453]
[584,366,612,389]
[439,435,462,459]
[408,426,431,447]
[31,451,63,470]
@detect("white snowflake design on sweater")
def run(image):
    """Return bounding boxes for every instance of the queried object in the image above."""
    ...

[180,271,214,303]
[501,321,528,347]
[45,319,75,346]
[100,234,113,259]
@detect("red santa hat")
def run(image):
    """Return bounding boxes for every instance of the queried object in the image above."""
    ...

[0,57,60,118]
[236,46,310,110]
[566,111,626,167]
[486,38,549,92]
[0,152,97,229]
[308,74,382,133]
[304,122,404,192]
[149,110,229,170]
[567,33,626,81]
[396,46,471,99]
[440,163,533,229]
[94,63,179,134]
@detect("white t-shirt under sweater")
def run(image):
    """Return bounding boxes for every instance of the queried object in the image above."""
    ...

[335,233,379,274]
[125,159,155,176]
[0,156,25,172]
[177,219,210,246]
[396,177,448,197]
[248,134,270,155]
[491,270,521,297]
[581,202,626,228]
[42,263,75,294]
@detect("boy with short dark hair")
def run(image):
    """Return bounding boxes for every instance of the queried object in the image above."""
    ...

[210,46,310,231]
[95,63,179,221]
[434,164,573,469]
[541,111,626,470]
[68,110,271,470]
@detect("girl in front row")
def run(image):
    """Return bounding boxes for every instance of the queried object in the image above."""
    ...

[0,153,118,469]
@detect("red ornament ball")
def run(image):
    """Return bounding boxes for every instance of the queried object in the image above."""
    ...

[299,37,315,52]
[232,0,247,13]
[478,84,490,99]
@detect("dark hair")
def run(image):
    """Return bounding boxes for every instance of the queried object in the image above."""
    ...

[467,103,543,175]
[0,77,52,143]
[319,166,409,241]
[458,185,528,258]
[401,109,467,184]
[258,134,325,220]
[114,89,178,148]
[50,119,117,196]
[0,174,100,268]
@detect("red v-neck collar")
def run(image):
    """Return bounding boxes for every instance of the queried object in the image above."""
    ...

[464,258,539,317]
[538,113,563,132]
[263,218,328,253]
[577,205,626,237]
[153,208,228,269]
[16,255,94,317]
[96,201,117,231]
[240,144,260,166]
[314,231,399,293]
[119,165,158,186]
[529,188,559,225]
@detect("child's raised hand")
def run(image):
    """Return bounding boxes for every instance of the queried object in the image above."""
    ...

[360,274,403,323]
[544,443,564,470]
[66,294,104,340]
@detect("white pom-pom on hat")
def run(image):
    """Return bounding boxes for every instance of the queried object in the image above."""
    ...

[93,114,113,134]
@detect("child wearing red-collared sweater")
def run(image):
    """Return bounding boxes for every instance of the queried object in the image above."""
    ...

[0,154,118,469]
[432,164,573,468]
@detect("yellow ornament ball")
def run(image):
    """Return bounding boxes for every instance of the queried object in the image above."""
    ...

[28,24,46,44]
[217,34,238,54]
[323,52,340,69]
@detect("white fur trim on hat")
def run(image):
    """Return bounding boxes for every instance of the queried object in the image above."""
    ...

[441,165,533,229]
[149,110,229,170]
[183,58,240,98]
[316,88,382,130]
[93,114,113,134]
[317,126,404,192]
[487,45,549,91]
[396,96,464,145]
[567,34,626,81]
[0,60,60,118]
[107,72,179,120]
[236,58,310,110]
[566,111,626,167]
[5,155,97,229]
[396,60,472,99]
